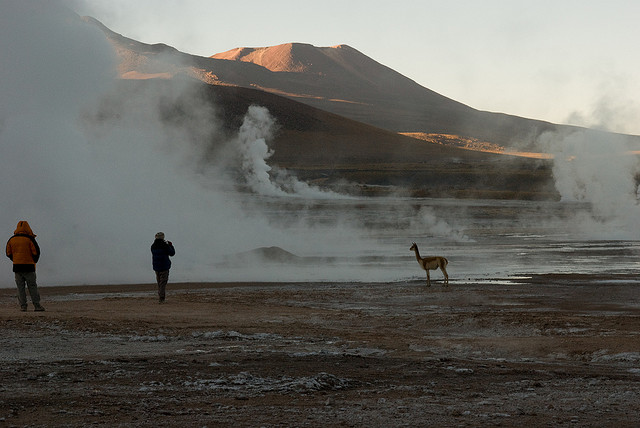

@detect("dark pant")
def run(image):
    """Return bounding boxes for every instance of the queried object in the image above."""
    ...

[155,270,169,301]
[15,271,40,308]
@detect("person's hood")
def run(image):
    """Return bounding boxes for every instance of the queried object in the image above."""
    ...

[14,220,36,237]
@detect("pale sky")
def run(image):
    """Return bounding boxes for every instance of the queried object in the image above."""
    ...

[73,0,640,135]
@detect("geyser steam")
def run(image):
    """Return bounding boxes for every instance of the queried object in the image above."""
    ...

[0,1,389,286]
[0,1,491,287]
[541,130,640,238]
[236,105,344,198]
[0,1,303,285]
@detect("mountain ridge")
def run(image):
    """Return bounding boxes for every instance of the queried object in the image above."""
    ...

[89,16,571,148]
[211,42,423,90]
[81,16,639,199]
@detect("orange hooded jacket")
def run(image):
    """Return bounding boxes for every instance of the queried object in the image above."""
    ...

[6,221,41,272]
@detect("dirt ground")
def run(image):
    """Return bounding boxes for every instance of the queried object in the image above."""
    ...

[1,276,639,427]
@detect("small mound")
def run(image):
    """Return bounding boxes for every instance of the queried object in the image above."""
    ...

[250,246,301,262]
[225,246,301,265]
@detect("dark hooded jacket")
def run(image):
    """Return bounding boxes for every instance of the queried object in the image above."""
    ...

[6,221,41,272]
[151,239,175,272]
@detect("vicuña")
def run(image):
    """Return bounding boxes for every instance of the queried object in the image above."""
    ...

[410,242,449,286]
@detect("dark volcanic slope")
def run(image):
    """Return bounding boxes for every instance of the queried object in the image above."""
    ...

[82,17,559,198]
[87,16,575,149]
[211,43,566,147]
[100,79,557,199]
[206,82,497,165]
[91,16,640,154]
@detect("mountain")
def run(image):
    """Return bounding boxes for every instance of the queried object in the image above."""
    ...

[209,43,588,149]
[88,16,570,149]
[90,16,640,149]
[86,17,625,199]
[211,43,547,145]
[94,75,556,199]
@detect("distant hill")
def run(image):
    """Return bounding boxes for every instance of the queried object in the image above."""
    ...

[89,16,640,149]
[94,78,557,199]
[87,16,575,150]
[211,43,564,148]
[83,16,637,199]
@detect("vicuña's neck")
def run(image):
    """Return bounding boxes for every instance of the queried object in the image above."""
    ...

[413,247,421,260]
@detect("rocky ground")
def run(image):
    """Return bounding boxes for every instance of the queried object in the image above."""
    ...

[1,277,639,427]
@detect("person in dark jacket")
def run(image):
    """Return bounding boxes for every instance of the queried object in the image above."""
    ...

[6,221,44,311]
[151,232,175,303]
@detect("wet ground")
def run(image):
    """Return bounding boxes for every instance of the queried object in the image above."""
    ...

[1,276,639,427]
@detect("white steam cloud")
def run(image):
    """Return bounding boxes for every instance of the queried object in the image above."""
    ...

[3,1,638,290]
[235,105,344,198]
[0,0,347,286]
[409,207,471,243]
[565,78,640,136]
[2,0,441,287]
[540,130,640,239]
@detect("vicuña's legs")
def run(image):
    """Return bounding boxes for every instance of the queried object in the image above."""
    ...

[442,265,449,286]
[426,270,431,287]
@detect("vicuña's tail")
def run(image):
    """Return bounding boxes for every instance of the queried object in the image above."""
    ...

[441,257,449,267]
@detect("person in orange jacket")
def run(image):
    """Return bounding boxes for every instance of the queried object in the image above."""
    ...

[6,221,44,312]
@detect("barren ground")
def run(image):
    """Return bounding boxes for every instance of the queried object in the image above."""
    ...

[1,277,639,427]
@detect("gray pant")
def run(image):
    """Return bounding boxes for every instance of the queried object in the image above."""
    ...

[155,270,169,301]
[15,271,41,308]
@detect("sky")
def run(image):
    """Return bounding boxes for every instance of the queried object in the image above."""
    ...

[72,0,640,135]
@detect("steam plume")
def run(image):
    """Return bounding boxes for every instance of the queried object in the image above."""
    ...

[0,1,378,286]
[0,0,481,287]
[540,130,640,238]
[236,105,345,198]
